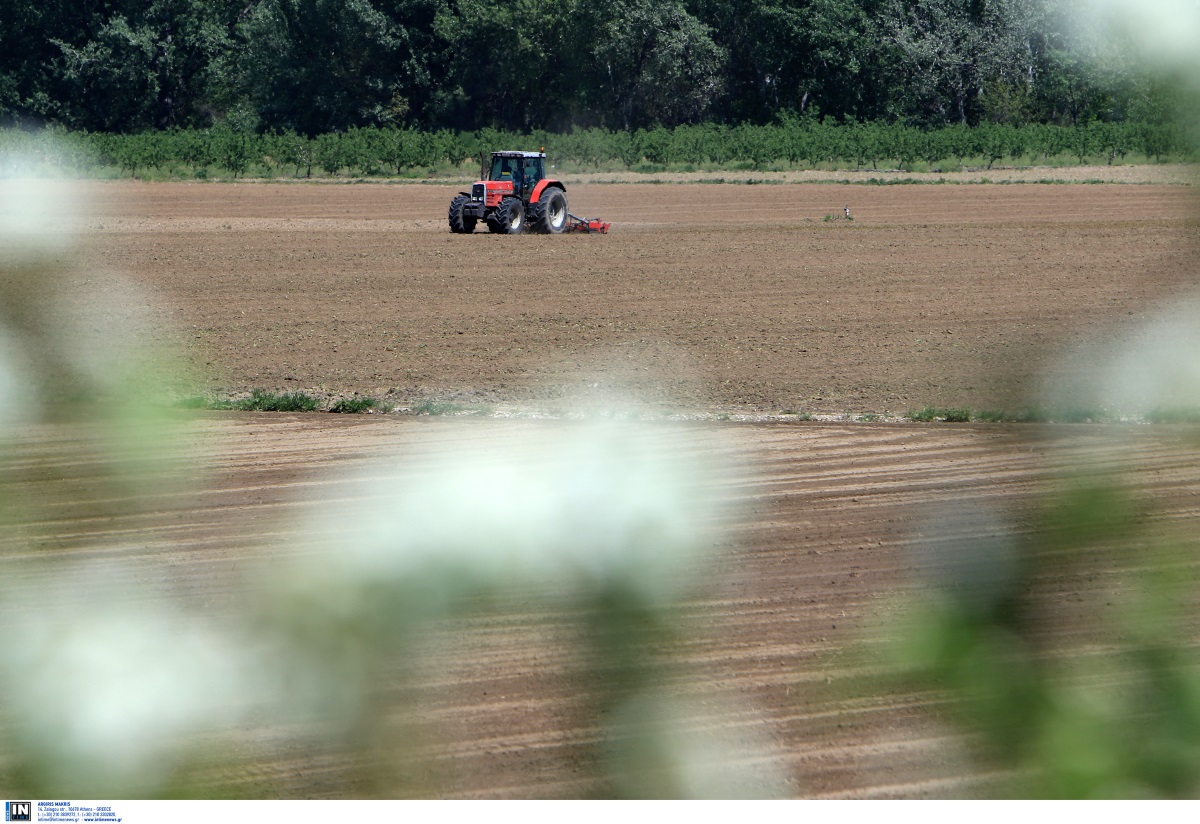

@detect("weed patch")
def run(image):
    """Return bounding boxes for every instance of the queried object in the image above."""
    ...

[1146,407,1200,424]
[233,389,319,412]
[409,400,487,416]
[330,397,383,413]
[908,406,971,422]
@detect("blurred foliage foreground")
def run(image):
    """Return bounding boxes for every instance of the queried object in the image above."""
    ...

[2,159,1200,798]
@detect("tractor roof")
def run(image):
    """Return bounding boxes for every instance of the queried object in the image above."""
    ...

[491,150,545,159]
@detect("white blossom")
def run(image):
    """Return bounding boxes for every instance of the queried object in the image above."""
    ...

[0,565,260,795]
[291,422,722,610]
[1080,0,1200,75]
[0,176,87,267]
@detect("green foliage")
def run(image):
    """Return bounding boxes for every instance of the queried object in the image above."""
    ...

[0,0,1187,135]
[408,400,487,416]
[231,389,318,412]
[3,121,1191,180]
[909,406,970,422]
[329,396,383,413]
[174,396,210,410]
[906,406,1132,423]
[891,474,1200,798]
[1147,407,1200,424]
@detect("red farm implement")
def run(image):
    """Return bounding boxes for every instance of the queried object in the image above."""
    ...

[566,213,610,234]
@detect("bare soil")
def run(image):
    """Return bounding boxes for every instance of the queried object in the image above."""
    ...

[4,175,1200,798]
[78,177,1199,416]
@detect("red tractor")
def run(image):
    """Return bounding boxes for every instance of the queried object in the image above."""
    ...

[448,150,568,234]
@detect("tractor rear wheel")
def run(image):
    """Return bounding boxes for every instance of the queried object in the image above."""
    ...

[448,195,476,233]
[532,188,568,234]
[487,197,525,234]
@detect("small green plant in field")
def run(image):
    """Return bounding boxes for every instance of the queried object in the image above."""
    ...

[860,413,880,422]
[329,397,383,414]
[1012,407,1051,423]
[1146,407,1200,423]
[909,406,971,422]
[174,396,209,410]
[1054,407,1104,423]
[409,400,486,416]
[234,389,319,412]
[973,408,1051,423]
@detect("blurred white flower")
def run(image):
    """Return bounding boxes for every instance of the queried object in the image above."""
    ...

[605,691,789,799]
[0,176,87,266]
[0,325,37,432]
[1081,0,1200,76]
[290,422,722,613]
[48,271,173,395]
[0,564,261,795]
[1101,298,1200,414]
[1043,293,1200,418]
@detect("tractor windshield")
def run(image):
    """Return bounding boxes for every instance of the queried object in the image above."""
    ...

[490,156,516,182]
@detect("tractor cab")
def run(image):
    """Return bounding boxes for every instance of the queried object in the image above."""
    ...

[488,151,545,199]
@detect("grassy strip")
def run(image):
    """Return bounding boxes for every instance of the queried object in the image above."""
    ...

[909,406,974,422]
[906,406,1200,423]
[178,390,325,412]
[212,389,319,412]
[176,393,1200,423]
[176,392,491,416]
[408,400,490,416]
[329,397,382,413]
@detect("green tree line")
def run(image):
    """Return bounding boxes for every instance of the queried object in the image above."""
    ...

[3,120,1189,179]
[0,0,1182,136]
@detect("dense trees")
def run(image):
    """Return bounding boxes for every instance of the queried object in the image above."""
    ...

[0,1,240,130]
[236,0,447,134]
[0,0,1179,135]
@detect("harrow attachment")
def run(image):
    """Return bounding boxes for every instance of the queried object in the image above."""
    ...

[566,213,611,234]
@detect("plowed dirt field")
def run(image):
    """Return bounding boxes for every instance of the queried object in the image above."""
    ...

[7,177,1200,798]
[79,179,1198,415]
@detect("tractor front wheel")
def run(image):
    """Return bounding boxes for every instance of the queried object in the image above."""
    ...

[487,197,525,234]
[532,188,568,234]
[448,195,476,233]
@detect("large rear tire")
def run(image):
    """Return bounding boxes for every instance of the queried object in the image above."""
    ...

[532,188,568,234]
[487,197,525,234]
[448,195,476,234]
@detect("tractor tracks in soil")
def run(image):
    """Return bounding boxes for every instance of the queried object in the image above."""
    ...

[4,414,1199,797]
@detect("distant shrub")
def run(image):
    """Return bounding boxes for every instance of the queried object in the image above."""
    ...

[330,397,382,413]
[234,389,318,412]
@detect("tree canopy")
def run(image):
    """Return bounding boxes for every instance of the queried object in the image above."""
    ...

[0,0,1176,134]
